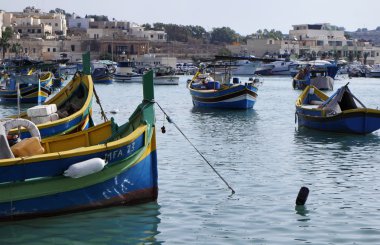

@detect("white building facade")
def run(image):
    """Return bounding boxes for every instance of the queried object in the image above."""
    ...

[3,7,67,38]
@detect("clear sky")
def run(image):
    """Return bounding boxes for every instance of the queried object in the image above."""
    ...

[2,0,379,35]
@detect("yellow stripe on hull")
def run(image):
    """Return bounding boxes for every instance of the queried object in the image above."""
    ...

[0,123,147,166]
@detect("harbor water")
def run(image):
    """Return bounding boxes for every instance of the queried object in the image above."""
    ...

[1,75,380,244]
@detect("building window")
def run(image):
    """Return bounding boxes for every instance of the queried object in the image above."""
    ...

[37,29,41,33]
[47,48,50,52]
[77,23,81,28]
[18,29,22,33]
[53,48,56,52]
[317,40,324,46]
[33,48,36,53]
[32,29,35,33]
[71,45,75,51]
[116,45,128,54]
[25,48,28,53]
[55,23,58,27]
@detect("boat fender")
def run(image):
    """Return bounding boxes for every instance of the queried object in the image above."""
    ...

[3,118,41,140]
[64,158,107,178]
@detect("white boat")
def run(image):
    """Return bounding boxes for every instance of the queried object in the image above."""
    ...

[214,59,260,76]
[153,66,179,85]
[175,63,198,75]
[368,64,380,78]
[154,75,179,85]
[112,61,143,83]
[256,60,301,76]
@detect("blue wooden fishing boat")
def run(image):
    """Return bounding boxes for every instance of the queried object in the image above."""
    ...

[112,61,143,83]
[92,67,113,84]
[296,84,380,134]
[0,70,157,221]
[39,71,54,88]
[6,71,94,139]
[187,70,261,109]
[0,74,51,104]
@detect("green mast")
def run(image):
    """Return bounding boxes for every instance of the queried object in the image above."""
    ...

[82,51,91,75]
[143,70,154,101]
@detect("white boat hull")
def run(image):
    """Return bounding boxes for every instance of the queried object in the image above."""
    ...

[154,76,179,85]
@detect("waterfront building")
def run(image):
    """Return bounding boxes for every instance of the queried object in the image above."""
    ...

[3,7,67,38]
[228,23,380,64]
[130,54,177,69]
[4,36,84,61]
[67,15,94,30]
[98,36,150,60]
[290,23,380,64]
[87,20,130,39]
[129,23,167,42]
[227,38,299,57]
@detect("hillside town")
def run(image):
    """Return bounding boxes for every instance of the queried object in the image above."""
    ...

[2,3,380,242]
[1,6,380,66]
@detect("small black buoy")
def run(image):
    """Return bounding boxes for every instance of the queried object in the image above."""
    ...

[296,187,309,205]
[161,126,166,134]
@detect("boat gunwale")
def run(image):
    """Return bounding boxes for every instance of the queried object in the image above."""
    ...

[8,73,93,132]
[0,124,148,166]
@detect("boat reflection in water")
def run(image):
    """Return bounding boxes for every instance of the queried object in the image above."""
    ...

[0,202,162,244]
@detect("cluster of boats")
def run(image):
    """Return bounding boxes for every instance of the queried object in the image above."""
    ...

[187,56,380,135]
[1,53,380,222]
[91,60,180,85]
[0,53,158,221]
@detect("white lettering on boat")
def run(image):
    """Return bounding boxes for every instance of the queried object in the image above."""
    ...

[105,149,123,162]
[104,142,136,162]
[127,142,136,154]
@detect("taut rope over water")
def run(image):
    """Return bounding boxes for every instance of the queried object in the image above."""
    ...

[155,102,235,195]
[93,85,108,122]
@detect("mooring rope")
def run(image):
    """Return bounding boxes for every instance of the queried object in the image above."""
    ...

[93,85,108,122]
[155,102,235,195]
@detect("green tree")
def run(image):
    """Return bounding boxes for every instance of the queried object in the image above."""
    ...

[256,29,263,38]
[217,47,232,56]
[152,23,165,31]
[86,15,109,21]
[163,24,189,42]
[348,52,354,62]
[142,23,152,30]
[187,25,207,39]
[10,43,22,57]
[210,27,237,44]
[364,52,370,64]
[0,27,13,59]
[254,29,283,40]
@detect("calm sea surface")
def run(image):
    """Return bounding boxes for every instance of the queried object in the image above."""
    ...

[1,75,380,244]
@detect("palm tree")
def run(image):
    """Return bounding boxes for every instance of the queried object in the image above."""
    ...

[0,27,13,59]
[10,43,23,57]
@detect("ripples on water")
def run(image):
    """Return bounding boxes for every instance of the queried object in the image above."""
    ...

[1,76,380,244]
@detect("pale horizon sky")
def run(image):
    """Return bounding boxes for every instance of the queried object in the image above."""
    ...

[2,0,379,35]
